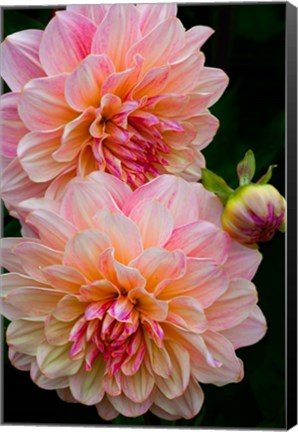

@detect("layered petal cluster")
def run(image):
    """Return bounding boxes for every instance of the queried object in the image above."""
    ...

[1,174,266,420]
[0,4,228,210]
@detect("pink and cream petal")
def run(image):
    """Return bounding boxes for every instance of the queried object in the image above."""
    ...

[93,209,143,265]
[92,4,141,71]
[96,395,119,420]
[224,240,263,280]
[165,221,230,265]
[8,348,33,371]
[7,318,45,355]
[57,387,78,403]
[138,3,177,36]
[129,199,174,249]
[121,362,155,403]
[39,11,96,75]
[52,295,85,322]
[205,278,258,331]
[44,314,74,346]
[0,92,29,158]
[65,54,114,110]
[108,391,154,417]
[30,360,69,389]
[221,305,267,349]
[167,296,207,333]
[0,29,45,91]
[36,341,83,379]
[129,287,168,321]
[43,265,86,294]
[67,5,111,25]
[130,247,186,294]
[69,356,105,405]
[63,230,111,280]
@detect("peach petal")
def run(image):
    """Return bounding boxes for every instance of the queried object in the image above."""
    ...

[36,341,83,379]
[30,360,69,390]
[60,178,119,230]
[129,287,168,321]
[130,247,186,294]
[121,362,155,403]
[108,391,154,417]
[44,315,74,346]
[1,158,49,207]
[7,318,45,355]
[153,377,204,420]
[193,67,229,106]
[43,265,85,294]
[173,26,214,62]
[158,258,228,308]
[63,230,111,280]
[6,287,65,317]
[123,175,199,227]
[191,182,224,226]
[93,209,143,265]
[112,260,146,293]
[150,404,181,420]
[56,387,78,403]
[167,296,207,333]
[126,18,184,71]
[0,272,47,297]
[77,143,98,176]
[19,74,77,131]
[79,280,118,302]
[53,108,96,162]
[132,65,170,98]
[96,395,119,420]
[205,278,258,331]
[14,242,63,282]
[129,200,174,249]
[44,166,76,201]
[26,209,78,251]
[65,54,115,111]
[138,3,177,35]
[165,221,230,265]
[221,305,267,349]
[0,237,38,273]
[0,29,45,91]
[192,330,244,386]
[92,5,141,71]
[144,335,172,378]
[8,348,33,371]
[189,113,220,150]
[0,92,29,158]
[155,341,190,399]
[52,295,85,322]
[224,240,263,280]
[69,356,105,405]
[89,171,132,207]
[39,11,96,75]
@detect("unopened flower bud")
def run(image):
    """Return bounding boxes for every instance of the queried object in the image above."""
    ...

[221,184,286,245]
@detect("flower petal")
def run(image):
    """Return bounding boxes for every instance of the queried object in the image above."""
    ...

[18,130,69,182]
[44,314,74,346]
[39,11,96,75]
[224,240,263,280]
[158,257,228,308]
[129,287,168,321]
[69,356,105,405]
[30,360,69,389]
[37,341,83,379]
[167,296,207,333]
[130,247,186,294]
[67,5,111,25]
[137,3,177,35]
[129,200,174,248]
[165,221,230,265]
[43,265,86,294]
[108,392,154,417]
[0,92,28,158]
[63,230,111,280]
[205,278,258,331]
[95,395,119,420]
[7,318,45,355]
[93,209,143,265]
[121,362,155,403]
[65,54,115,111]
[221,305,267,349]
[52,295,85,322]
[92,5,141,71]
[123,175,199,227]
[8,348,33,371]
[26,209,78,251]
[19,74,76,131]
[0,29,45,91]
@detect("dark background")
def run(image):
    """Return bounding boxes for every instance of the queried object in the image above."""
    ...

[2,3,286,428]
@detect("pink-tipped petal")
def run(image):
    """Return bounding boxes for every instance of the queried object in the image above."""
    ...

[165,220,230,265]
[137,3,177,35]
[65,54,114,111]
[221,305,267,349]
[8,348,33,371]
[0,29,45,91]
[39,11,96,75]
[92,5,141,71]
[0,92,29,158]
[18,130,69,182]
[19,74,76,131]
[67,4,111,25]
[93,209,143,265]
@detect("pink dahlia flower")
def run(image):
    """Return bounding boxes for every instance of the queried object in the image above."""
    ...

[0,4,228,210]
[1,174,266,420]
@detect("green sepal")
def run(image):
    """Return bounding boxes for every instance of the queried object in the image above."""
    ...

[279,219,286,233]
[257,164,278,185]
[237,149,256,186]
[201,168,234,205]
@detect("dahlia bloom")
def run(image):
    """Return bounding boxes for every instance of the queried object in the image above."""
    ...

[222,184,286,244]
[1,174,266,420]
[0,4,228,210]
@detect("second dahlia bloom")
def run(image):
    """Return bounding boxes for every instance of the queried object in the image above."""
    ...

[0,4,228,210]
[1,174,266,420]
